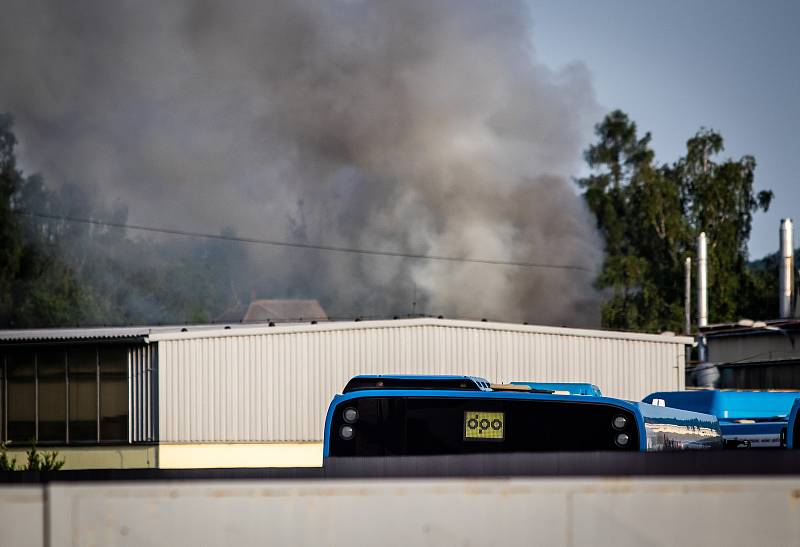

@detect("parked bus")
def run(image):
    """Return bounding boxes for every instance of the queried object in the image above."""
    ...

[786,398,800,449]
[642,390,800,448]
[324,375,722,458]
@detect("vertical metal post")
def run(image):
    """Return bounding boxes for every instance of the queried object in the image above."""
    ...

[697,233,708,363]
[684,257,692,335]
[2,355,6,443]
[34,352,38,442]
[65,351,69,444]
[96,348,101,443]
[779,219,794,318]
[127,347,132,445]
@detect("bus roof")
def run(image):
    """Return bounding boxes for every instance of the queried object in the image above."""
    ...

[511,382,602,396]
[342,375,492,393]
[643,390,800,420]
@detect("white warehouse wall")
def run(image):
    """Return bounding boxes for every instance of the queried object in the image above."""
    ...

[152,318,689,443]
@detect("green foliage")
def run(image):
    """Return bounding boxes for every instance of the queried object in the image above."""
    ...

[0,113,244,328]
[0,440,64,471]
[24,440,65,472]
[0,442,18,471]
[578,110,773,332]
[0,115,92,328]
[0,113,25,323]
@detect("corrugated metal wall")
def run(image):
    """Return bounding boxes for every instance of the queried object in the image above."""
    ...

[152,319,688,443]
[129,344,157,443]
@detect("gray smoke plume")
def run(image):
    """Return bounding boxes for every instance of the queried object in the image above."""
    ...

[0,0,602,325]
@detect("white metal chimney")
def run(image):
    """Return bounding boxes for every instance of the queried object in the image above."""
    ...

[684,257,691,335]
[779,218,794,318]
[697,232,708,328]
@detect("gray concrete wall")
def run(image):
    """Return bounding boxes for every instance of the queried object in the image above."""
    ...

[0,486,43,547]
[2,477,799,546]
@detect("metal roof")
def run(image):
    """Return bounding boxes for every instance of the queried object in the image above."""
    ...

[0,326,151,343]
[701,318,800,338]
[148,318,693,344]
[0,318,694,345]
[0,323,275,343]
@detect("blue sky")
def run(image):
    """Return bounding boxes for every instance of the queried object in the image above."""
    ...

[528,0,800,258]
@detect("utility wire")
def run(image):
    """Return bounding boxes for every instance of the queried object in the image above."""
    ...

[14,210,595,272]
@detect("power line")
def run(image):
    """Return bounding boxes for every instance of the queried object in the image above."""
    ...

[13,210,595,272]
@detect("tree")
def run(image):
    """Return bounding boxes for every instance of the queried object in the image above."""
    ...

[578,111,772,332]
[578,111,686,331]
[0,113,25,322]
[0,114,92,327]
[1,117,249,328]
[673,129,772,322]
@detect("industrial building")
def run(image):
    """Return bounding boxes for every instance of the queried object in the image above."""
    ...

[699,319,800,388]
[692,218,800,389]
[0,317,691,469]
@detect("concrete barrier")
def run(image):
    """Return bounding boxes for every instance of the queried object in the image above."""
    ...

[2,477,799,546]
[0,486,44,547]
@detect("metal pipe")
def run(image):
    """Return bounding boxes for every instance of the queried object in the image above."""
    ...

[684,257,692,335]
[697,232,708,328]
[779,218,794,318]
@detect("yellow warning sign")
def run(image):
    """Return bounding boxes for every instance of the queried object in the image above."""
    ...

[464,411,504,440]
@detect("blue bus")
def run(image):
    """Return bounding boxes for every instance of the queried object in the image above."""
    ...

[787,398,800,449]
[510,382,603,396]
[323,375,723,457]
[642,390,800,448]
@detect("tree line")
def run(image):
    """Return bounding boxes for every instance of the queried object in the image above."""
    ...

[0,113,247,328]
[577,110,777,332]
[0,110,785,331]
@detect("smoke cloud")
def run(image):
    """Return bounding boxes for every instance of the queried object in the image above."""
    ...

[0,0,602,325]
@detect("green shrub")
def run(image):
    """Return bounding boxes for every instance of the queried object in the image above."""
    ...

[24,440,65,471]
[0,440,65,471]
[0,442,17,471]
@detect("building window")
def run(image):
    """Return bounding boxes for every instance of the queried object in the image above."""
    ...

[6,351,35,442]
[0,346,129,445]
[38,350,67,442]
[68,349,98,442]
[99,348,128,441]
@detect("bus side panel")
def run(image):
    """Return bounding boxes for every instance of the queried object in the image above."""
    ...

[719,421,786,448]
[637,403,723,451]
[788,399,800,449]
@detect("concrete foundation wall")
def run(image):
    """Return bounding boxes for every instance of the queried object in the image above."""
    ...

[1,478,798,546]
[2,445,158,470]
[157,442,322,468]
[2,443,322,469]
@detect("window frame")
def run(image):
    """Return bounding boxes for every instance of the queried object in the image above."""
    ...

[0,343,131,446]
